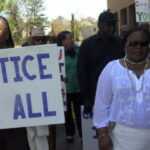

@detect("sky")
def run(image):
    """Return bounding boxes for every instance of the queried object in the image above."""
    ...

[44,0,107,20]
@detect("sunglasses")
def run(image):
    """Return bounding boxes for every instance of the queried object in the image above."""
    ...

[33,37,47,42]
[127,41,149,47]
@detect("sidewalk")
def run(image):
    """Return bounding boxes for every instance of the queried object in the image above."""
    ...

[56,124,82,150]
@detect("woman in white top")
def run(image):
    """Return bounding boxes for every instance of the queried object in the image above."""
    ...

[93,27,150,150]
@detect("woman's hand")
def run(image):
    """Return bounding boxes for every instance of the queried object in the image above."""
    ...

[98,134,113,150]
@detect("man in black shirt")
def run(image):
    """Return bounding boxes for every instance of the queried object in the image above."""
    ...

[77,11,124,115]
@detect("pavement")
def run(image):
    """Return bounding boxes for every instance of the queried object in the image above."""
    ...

[56,124,82,150]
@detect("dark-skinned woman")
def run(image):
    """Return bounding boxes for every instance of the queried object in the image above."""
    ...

[0,16,30,150]
[57,31,82,143]
[93,27,150,150]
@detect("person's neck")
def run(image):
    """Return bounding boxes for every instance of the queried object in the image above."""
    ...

[99,32,114,42]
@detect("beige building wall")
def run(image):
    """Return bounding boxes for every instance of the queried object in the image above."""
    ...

[107,0,136,34]
[81,25,98,39]
[108,0,134,12]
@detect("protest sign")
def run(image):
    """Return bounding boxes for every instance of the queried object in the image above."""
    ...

[58,46,67,111]
[135,0,150,22]
[0,44,64,129]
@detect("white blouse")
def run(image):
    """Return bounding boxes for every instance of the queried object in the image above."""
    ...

[93,59,150,129]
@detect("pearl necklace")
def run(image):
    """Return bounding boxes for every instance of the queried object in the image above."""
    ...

[124,58,148,93]
[125,55,148,65]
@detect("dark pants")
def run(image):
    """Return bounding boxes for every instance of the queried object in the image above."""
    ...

[65,93,82,137]
[48,125,56,150]
[0,128,30,150]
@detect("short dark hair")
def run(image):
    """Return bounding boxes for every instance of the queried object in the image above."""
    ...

[0,16,14,48]
[98,11,116,23]
[123,27,150,44]
[57,31,71,46]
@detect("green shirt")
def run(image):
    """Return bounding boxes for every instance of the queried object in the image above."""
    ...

[65,48,80,94]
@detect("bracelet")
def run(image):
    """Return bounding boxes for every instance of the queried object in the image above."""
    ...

[98,133,108,138]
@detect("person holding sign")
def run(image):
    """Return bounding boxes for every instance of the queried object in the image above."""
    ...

[57,31,82,143]
[29,27,48,45]
[26,27,49,150]
[0,16,30,150]
[93,27,150,150]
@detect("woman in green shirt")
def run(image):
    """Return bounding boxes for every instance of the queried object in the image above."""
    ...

[57,31,82,143]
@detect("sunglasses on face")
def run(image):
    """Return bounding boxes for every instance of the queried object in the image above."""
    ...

[127,41,149,47]
[33,37,47,42]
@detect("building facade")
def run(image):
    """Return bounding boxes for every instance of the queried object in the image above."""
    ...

[81,25,98,39]
[107,0,136,34]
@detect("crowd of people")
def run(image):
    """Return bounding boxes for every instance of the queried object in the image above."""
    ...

[0,9,150,150]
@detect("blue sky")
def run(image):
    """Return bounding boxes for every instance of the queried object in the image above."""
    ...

[44,0,107,20]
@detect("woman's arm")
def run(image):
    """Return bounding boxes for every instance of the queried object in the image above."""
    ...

[93,62,113,128]
[97,127,113,150]
[93,62,114,150]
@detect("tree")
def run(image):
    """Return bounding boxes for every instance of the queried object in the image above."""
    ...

[50,17,70,36]
[0,0,6,12]
[74,20,82,41]
[22,0,48,36]
[2,0,48,44]
[5,0,24,44]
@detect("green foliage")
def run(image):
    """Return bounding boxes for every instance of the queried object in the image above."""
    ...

[5,0,24,44]
[23,0,47,27]
[0,0,97,44]
[1,0,48,44]
[0,0,6,12]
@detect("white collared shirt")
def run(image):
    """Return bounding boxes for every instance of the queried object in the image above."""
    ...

[93,59,150,129]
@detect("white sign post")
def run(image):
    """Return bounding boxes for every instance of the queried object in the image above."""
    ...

[0,44,64,129]
[135,0,150,22]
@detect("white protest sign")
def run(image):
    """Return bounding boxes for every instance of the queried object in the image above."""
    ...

[81,107,99,150]
[135,0,150,22]
[0,44,64,129]
[58,46,67,111]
